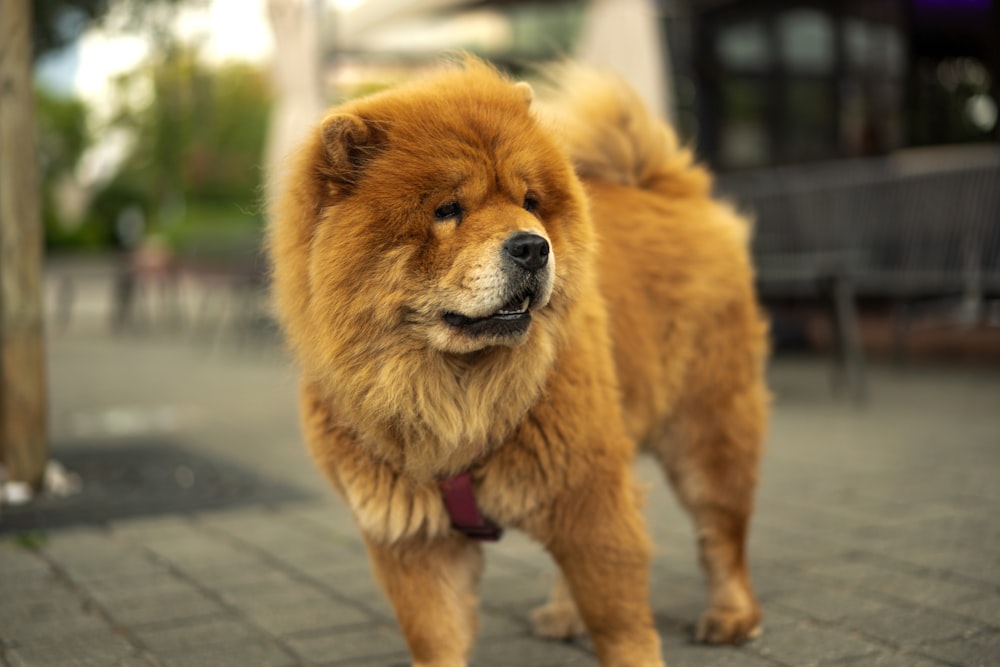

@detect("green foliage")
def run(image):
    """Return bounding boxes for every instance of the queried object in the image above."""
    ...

[92,47,272,248]
[36,87,89,182]
[76,180,151,249]
[3,532,48,551]
[33,2,270,251]
[35,86,97,250]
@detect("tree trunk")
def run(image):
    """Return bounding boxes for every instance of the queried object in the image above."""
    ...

[0,0,48,488]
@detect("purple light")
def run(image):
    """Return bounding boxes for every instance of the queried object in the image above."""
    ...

[914,0,991,8]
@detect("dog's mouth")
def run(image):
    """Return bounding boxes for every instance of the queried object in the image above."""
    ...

[443,291,534,337]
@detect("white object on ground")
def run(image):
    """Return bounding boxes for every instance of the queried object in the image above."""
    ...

[0,460,82,505]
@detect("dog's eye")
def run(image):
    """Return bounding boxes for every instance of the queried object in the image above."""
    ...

[523,195,539,214]
[434,202,462,222]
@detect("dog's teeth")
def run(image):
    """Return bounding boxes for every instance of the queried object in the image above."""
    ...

[497,296,530,316]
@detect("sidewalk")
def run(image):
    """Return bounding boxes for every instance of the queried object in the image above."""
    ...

[2,318,999,665]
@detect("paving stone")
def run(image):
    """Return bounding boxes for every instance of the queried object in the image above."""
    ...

[883,547,1000,587]
[0,592,95,631]
[1,610,112,643]
[656,615,698,649]
[242,597,371,636]
[284,624,408,664]
[749,522,854,562]
[917,631,1000,667]
[650,579,709,625]
[8,654,154,667]
[869,516,1000,556]
[292,555,376,589]
[803,558,986,607]
[110,516,200,543]
[754,606,810,632]
[843,601,982,647]
[157,639,298,667]
[143,542,265,573]
[200,511,323,548]
[0,568,65,602]
[660,644,780,667]
[0,558,66,594]
[40,535,166,582]
[271,546,371,578]
[179,564,308,596]
[769,581,903,623]
[751,621,882,666]
[478,610,531,639]
[135,615,258,654]
[5,633,138,667]
[0,544,51,576]
[468,635,594,666]
[334,656,411,667]
[98,588,226,628]
[948,594,1000,628]
[38,529,119,556]
[742,561,803,599]
[836,651,950,667]
[218,581,338,611]
[308,565,396,621]
[62,558,169,583]
[80,574,201,603]
[288,505,364,536]
[485,530,548,562]
[479,572,551,612]
[182,563,300,592]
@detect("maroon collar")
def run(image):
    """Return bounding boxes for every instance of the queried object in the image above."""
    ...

[437,472,503,541]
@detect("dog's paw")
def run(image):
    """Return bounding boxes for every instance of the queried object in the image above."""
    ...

[695,604,762,645]
[530,602,587,639]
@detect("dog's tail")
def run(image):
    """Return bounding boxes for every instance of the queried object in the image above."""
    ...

[535,64,710,196]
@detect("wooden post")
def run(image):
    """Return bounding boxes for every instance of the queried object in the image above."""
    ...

[0,0,48,488]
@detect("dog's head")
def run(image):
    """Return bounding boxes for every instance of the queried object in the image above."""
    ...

[270,58,593,367]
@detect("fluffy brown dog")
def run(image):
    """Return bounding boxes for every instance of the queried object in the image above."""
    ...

[268,56,768,667]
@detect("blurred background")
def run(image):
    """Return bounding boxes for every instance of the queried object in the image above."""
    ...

[1,5,998,664]
[25,0,1000,364]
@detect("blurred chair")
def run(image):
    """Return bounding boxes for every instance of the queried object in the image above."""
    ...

[718,144,1000,402]
[176,233,273,347]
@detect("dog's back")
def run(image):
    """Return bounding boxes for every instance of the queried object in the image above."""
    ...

[539,67,769,449]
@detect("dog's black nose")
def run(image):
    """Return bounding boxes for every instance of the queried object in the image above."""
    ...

[504,233,549,272]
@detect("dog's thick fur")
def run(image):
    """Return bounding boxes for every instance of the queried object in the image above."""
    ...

[268,57,768,667]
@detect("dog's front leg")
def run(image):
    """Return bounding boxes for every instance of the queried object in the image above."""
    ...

[528,468,665,667]
[363,533,484,667]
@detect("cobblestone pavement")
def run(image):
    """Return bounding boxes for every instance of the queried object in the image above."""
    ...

[2,320,999,666]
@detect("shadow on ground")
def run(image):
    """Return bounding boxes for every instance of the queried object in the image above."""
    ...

[0,438,313,534]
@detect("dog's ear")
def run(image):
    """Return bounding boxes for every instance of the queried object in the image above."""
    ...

[321,113,379,182]
[513,81,534,107]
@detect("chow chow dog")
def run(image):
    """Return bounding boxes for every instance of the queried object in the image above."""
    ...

[268,56,768,667]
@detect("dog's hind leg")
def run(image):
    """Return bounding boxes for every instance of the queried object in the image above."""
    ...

[363,533,483,667]
[654,385,766,645]
[530,572,586,639]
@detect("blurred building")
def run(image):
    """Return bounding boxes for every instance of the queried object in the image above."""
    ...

[666,0,999,169]
[320,0,997,170]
